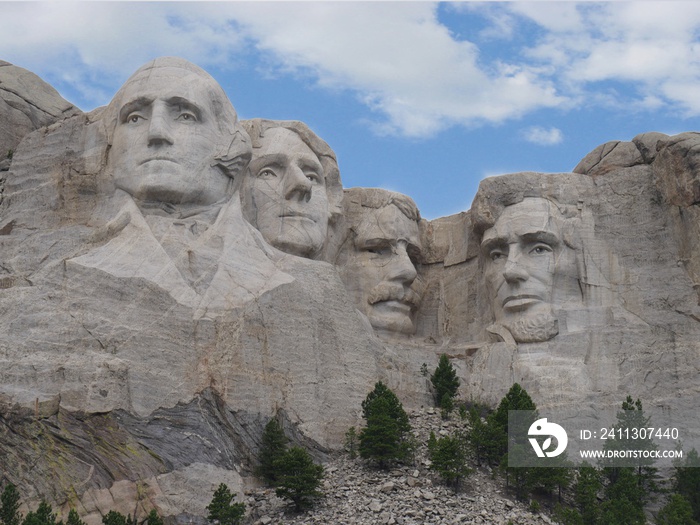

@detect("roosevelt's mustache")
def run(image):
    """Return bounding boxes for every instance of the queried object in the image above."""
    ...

[368,282,421,308]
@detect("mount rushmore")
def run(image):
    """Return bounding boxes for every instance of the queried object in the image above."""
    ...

[1,57,699,522]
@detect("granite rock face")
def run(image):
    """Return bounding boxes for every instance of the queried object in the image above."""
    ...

[0,61,80,171]
[1,58,699,523]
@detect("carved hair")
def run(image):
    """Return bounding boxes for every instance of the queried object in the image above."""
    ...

[241,118,343,220]
[342,187,421,222]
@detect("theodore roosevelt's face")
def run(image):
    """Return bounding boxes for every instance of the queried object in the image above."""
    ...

[481,198,579,329]
[341,204,421,335]
[110,67,230,206]
[242,127,329,258]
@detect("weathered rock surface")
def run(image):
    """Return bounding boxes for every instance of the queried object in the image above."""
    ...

[0,58,699,525]
[0,61,80,171]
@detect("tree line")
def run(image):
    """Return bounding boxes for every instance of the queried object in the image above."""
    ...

[2,354,699,524]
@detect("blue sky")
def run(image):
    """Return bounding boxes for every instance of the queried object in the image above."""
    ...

[3,2,700,219]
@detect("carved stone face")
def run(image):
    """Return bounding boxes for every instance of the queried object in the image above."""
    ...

[109,66,231,206]
[481,198,580,342]
[341,204,422,335]
[242,127,329,258]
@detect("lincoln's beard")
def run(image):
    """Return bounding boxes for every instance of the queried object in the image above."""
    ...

[503,311,559,343]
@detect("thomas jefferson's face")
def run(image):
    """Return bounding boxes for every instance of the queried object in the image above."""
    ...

[243,128,329,258]
[109,67,230,206]
[341,205,422,335]
[481,198,580,331]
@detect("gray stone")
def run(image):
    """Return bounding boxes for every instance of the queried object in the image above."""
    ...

[1,57,700,525]
[369,500,383,512]
[0,60,80,164]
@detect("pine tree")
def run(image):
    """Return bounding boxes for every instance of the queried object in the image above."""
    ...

[465,405,490,465]
[22,502,58,525]
[0,484,22,525]
[344,427,358,459]
[257,418,289,486]
[359,382,413,469]
[274,447,324,512]
[428,433,471,489]
[575,462,602,525]
[486,383,537,466]
[430,354,460,407]
[656,494,699,525]
[674,448,700,522]
[361,382,410,434]
[65,510,85,525]
[439,393,454,420]
[599,467,646,525]
[602,395,659,497]
[101,511,128,525]
[206,483,245,525]
[144,510,163,525]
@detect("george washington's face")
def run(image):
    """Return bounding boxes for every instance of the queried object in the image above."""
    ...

[110,67,231,206]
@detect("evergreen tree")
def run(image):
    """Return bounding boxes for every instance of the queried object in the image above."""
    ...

[359,382,412,469]
[22,502,58,525]
[359,396,406,468]
[439,393,454,420]
[144,510,163,525]
[101,511,128,525]
[656,494,699,525]
[488,383,537,466]
[361,382,410,435]
[575,462,602,525]
[427,431,437,452]
[274,447,324,512]
[428,433,471,489]
[465,405,491,466]
[430,354,460,407]
[553,505,584,525]
[0,484,22,525]
[599,467,646,525]
[257,418,289,486]
[344,427,358,459]
[65,510,85,525]
[206,483,245,525]
[602,395,659,497]
[674,448,700,522]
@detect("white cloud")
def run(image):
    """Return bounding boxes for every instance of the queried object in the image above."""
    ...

[224,3,565,137]
[0,3,247,106]
[520,126,564,146]
[509,2,700,114]
[5,2,700,138]
[0,2,566,138]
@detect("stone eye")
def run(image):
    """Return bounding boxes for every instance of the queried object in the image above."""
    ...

[258,168,276,178]
[531,244,552,255]
[178,112,196,122]
[490,250,506,261]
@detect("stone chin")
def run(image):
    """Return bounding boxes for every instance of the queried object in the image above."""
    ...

[268,229,324,259]
[492,311,559,344]
[366,301,416,336]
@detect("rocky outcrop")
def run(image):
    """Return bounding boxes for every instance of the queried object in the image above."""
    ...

[245,409,557,525]
[0,61,80,171]
[1,58,699,524]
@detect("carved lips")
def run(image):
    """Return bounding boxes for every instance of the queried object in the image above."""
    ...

[502,294,543,311]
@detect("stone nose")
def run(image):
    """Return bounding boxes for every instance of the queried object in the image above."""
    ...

[502,251,529,283]
[388,242,417,285]
[284,165,312,201]
[147,105,174,147]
